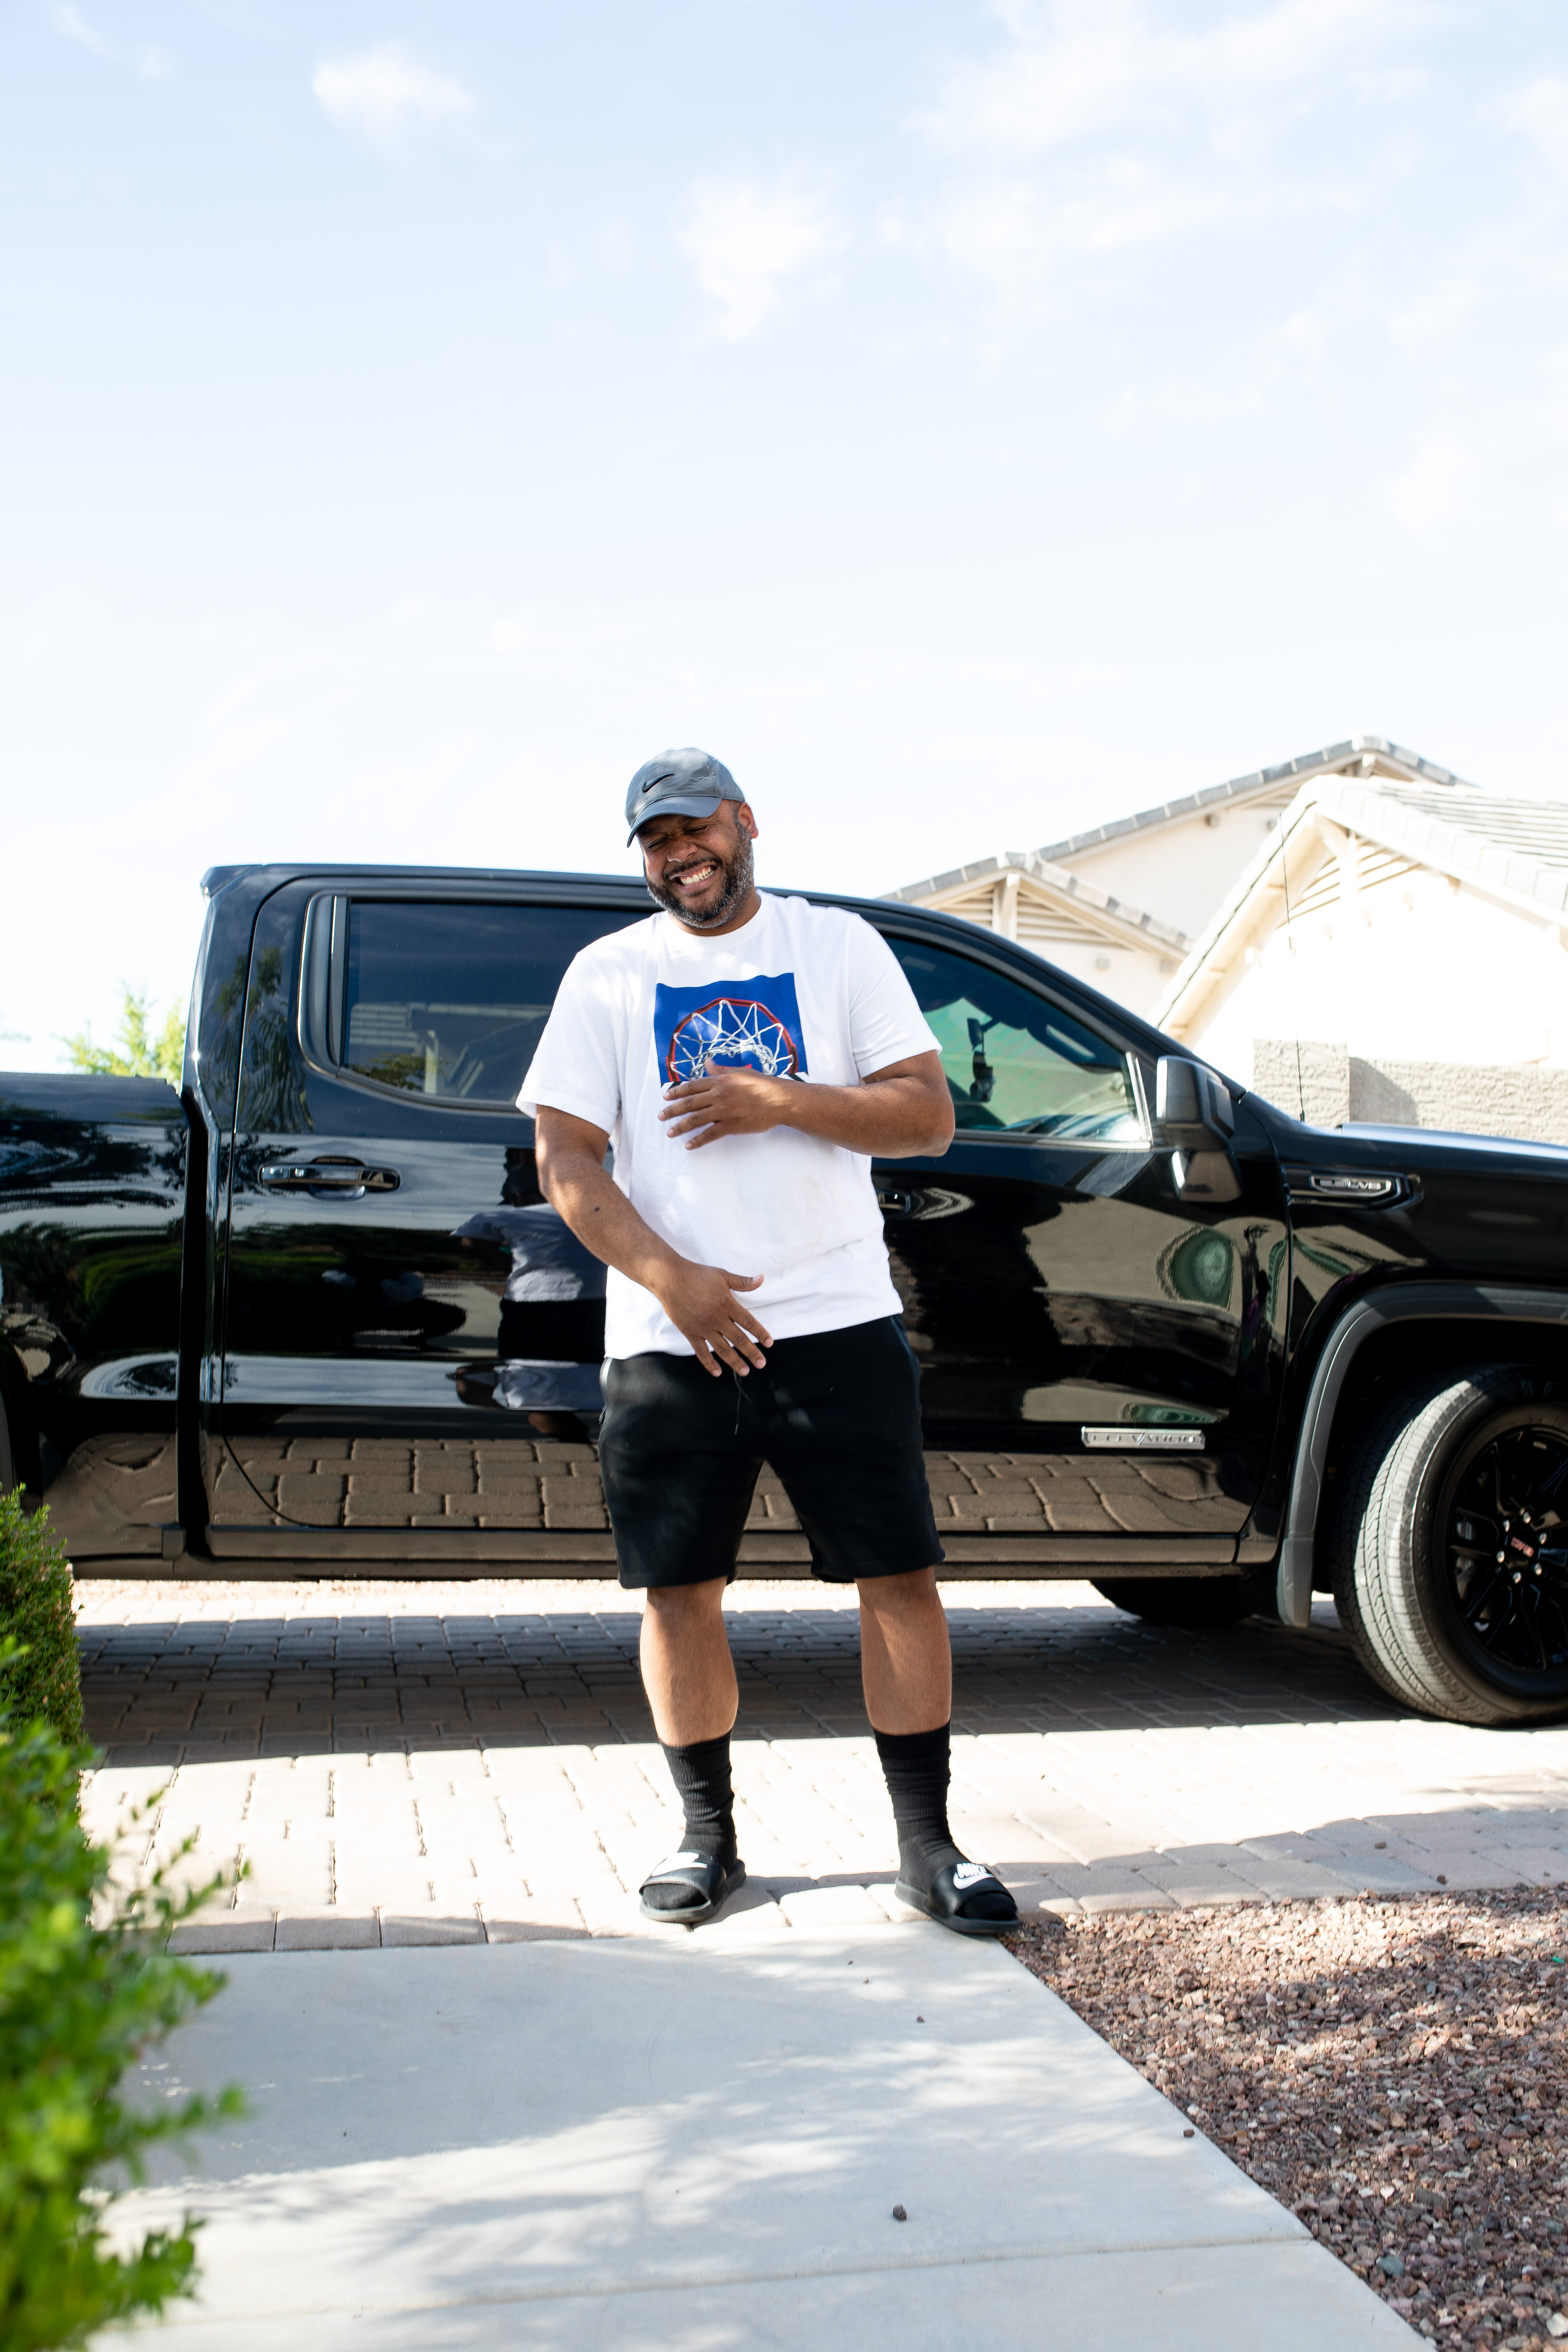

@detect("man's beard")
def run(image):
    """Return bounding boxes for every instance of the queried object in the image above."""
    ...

[646,826,755,930]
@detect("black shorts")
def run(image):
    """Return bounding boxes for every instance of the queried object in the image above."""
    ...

[598,1316,944,1590]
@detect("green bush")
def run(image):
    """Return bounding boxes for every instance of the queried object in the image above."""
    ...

[0,1676,242,2351]
[0,1499,83,1752]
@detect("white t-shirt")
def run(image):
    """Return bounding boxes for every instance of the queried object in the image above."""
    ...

[517,893,941,1358]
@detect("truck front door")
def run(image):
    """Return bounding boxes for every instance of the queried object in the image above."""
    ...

[212,881,642,1566]
[870,926,1289,1562]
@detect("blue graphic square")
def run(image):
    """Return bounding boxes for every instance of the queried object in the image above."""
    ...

[654,973,809,1083]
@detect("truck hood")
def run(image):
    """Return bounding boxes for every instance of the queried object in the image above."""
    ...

[1340,1121,1568,1167]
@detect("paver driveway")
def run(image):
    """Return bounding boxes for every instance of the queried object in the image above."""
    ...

[208,1433,1238,1544]
[74,1579,1568,1951]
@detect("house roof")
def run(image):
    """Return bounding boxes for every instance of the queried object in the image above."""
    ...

[885,736,1478,948]
[1374,786,1568,890]
[883,845,1191,956]
[1032,735,1477,867]
[1156,772,1568,1038]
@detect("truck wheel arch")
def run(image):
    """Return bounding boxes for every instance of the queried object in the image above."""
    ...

[1328,1363,1568,1724]
[1272,1282,1568,1629]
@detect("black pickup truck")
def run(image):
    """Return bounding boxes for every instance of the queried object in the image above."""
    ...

[4,862,1567,1728]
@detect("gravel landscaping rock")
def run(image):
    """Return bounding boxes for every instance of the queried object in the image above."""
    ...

[1010,1892,1568,2347]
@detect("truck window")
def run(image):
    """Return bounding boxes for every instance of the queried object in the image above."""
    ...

[882,936,1142,1141]
[337,902,642,1106]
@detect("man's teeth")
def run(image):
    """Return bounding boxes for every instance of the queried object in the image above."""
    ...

[673,864,717,888]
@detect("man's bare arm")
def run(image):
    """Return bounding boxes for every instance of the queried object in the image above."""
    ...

[533,1107,773,1377]
[658,1049,955,1156]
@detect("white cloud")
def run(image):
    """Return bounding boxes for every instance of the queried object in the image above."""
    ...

[312,44,474,146]
[1100,293,1355,431]
[910,0,1433,307]
[677,174,843,340]
[929,156,1225,296]
[1388,428,1478,531]
[922,0,1429,156]
[51,4,172,82]
[1493,76,1568,178]
[1388,268,1485,365]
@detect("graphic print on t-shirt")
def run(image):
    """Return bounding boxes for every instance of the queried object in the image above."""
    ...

[653,973,809,1085]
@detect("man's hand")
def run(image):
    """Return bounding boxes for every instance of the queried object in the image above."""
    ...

[659,1066,790,1148]
[658,1049,954,1159]
[653,1258,773,1375]
[536,1106,773,1375]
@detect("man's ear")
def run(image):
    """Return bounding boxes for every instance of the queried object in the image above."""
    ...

[735,801,758,842]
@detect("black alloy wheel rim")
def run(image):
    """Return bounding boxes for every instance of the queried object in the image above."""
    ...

[1442,1420,1568,1684]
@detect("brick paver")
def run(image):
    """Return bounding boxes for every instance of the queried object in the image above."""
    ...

[212,1439,1236,1535]
[74,1579,1568,1952]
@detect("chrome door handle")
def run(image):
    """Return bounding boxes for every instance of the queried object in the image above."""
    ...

[258,1161,400,1192]
[877,1187,916,1216]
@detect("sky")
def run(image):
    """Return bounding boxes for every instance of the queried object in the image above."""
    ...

[2,0,1566,1070]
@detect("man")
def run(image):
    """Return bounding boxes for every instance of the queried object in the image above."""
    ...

[520,747,1017,1938]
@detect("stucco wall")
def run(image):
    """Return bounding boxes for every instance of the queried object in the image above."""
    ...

[1251,1038,1568,1146]
[1178,856,1568,1077]
[1031,939,1171,1018]
[1060,802,1284,943]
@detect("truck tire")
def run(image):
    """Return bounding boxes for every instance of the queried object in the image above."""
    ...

[1328,1364,1568,1726]
[1089,1575,1256,1629]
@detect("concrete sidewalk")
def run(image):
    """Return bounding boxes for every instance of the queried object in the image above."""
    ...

[106,1923,1416,2348]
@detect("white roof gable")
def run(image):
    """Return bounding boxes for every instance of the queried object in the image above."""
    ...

[1157,771,1568,1041]
[884,846,1189,957]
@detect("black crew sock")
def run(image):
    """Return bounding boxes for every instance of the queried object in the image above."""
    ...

[874,1723,963,1892]
[875,1723,1015,1923]
[658,1732,739,1867]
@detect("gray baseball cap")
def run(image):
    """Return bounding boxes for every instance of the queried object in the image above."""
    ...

[624,747,742,845]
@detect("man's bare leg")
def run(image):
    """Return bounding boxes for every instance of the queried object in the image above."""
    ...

[859,1565,1016,1935]
[857,1566,951,1733]
[636,1578,746,1921]
[635,1580,747,1928]
[639,1578,737,1745]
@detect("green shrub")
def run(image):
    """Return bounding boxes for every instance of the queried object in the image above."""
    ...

[0,1678,242,2352]
[0,1498,83,1752]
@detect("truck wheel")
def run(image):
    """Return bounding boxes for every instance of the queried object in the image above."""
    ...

[1328,1364,1568,1726]
[1090,1576,1256,1629]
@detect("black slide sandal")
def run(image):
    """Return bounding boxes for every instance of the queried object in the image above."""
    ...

[895,1858,1018,1940]
[638,1851,747,1927]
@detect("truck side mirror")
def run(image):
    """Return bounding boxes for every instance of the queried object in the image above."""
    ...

[1154,1057,1241,1204]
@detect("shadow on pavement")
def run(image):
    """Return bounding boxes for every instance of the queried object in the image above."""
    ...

[79,1603,1402,1764]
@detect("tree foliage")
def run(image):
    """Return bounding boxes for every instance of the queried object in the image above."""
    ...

[62,989,185,1087]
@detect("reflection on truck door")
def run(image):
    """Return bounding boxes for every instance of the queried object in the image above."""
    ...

[872,931,1289,1546]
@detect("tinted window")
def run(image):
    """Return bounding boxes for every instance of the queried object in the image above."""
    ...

[341,903,642,1105]
[885,937,1142,1140]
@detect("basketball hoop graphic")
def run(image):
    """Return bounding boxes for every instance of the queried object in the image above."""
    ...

[666,995,800,1084]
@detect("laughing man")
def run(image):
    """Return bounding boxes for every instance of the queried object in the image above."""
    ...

[519,747,1018,1937]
